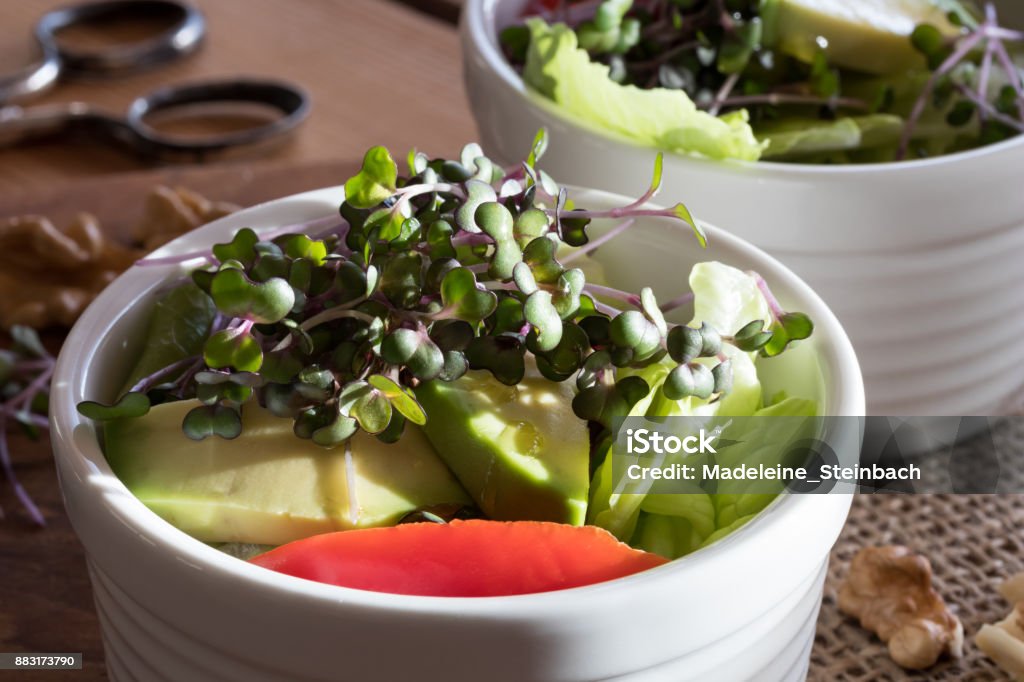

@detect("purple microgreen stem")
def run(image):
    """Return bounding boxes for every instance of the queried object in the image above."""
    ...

[750,271,785,320]
[955,83,1024,131]
[708,72,741,116]
[298,307,377,332]
[126,356,199,395]
[0,416,45,526]
[583,283,643,309]
[561,219,635,264]
[659,292,695,313]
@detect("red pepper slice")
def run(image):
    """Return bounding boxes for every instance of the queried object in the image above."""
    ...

[250,519,668,597]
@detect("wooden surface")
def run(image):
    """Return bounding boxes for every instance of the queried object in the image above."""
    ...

[0,0,473,195]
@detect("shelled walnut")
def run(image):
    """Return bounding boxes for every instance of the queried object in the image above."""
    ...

[976,572,1024,680]
[838,545,963,670]
[0,187,238,329]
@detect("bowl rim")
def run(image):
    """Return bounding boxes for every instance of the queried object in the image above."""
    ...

[50,183,864,618]
[461,0,1024,174]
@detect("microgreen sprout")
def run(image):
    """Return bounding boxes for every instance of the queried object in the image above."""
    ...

[0,326,53,526]
[900,2,1024,158]
[77,131,811,450]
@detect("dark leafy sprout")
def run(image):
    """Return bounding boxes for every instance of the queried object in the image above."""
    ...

[0,326,53,526]
[900,2,1024,158]
[77,130,811,451]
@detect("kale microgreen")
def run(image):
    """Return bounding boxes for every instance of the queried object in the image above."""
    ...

[75,131,811,451]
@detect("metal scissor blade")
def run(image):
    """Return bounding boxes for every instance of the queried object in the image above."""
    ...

[0,103,132,148]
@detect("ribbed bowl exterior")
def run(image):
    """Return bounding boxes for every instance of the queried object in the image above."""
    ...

[82,540,826,682]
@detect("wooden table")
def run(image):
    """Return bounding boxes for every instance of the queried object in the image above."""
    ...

[0,2,468,679]
[0,0,469,197]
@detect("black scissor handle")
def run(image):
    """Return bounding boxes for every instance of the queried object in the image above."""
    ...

[35,0,206,76]
[125,78,312,159]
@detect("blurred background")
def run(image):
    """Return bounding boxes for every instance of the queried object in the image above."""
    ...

[1,0,471,221]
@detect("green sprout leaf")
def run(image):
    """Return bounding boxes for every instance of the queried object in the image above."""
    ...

[282,235,328,266]
[368,374,427,425]
[698,322,722,356]
[522,236,563,283]
[733,320,773,352]
[464,336,526,385]
[77,392,151,421]
[763,312,814,357]
[344,146,399,209]
[513,208,549,247]
[337,381,393,435]
[204,328,263,373]
[440,268,498,323]
[212,228,260,267]
[526,128,549,168]
[380,329,445,380]
[311,411,359,447]
[455,181,498,233]
[640,287,667,336]
[210,269,295,324]
[572,375,649,427]
[672,203,705,248]
[609,310,662,360]
[524,290,563,351]
[183,404,242,440]
[667,325,702,363]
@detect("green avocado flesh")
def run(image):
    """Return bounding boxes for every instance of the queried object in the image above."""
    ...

[104,400,471,545]
[415,363,590,525]
[762,0,960,75]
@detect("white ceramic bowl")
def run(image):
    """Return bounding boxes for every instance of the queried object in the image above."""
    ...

[51,186,863,682]
[462,0,1024,416]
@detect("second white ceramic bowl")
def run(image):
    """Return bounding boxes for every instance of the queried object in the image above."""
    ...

[51,185,863,681]
[462,0,1024,416]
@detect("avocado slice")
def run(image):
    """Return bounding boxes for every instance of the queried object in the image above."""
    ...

[415,360,590,525]
[104,400,471,545]
[761,0,962,75]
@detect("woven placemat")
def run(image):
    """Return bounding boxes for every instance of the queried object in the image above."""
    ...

[810,492,1024,680]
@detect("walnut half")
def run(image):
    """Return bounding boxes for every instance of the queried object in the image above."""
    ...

[838,545,963,670]
[0,186,238,329]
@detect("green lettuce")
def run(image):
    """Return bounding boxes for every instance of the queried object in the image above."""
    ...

[587,263,822,558]
[758,115,905,160]
[523,19,765,162]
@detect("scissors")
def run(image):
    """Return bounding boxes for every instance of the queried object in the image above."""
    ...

[0,0,310,161]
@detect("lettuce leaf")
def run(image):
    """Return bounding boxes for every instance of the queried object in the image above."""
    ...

[689,261,771,337]
[523,19,765,162]
[587,263,822,558]
[758,114,905,160]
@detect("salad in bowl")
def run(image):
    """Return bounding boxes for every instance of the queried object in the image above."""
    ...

[501,0,1023,163]
[52,134,863,681]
